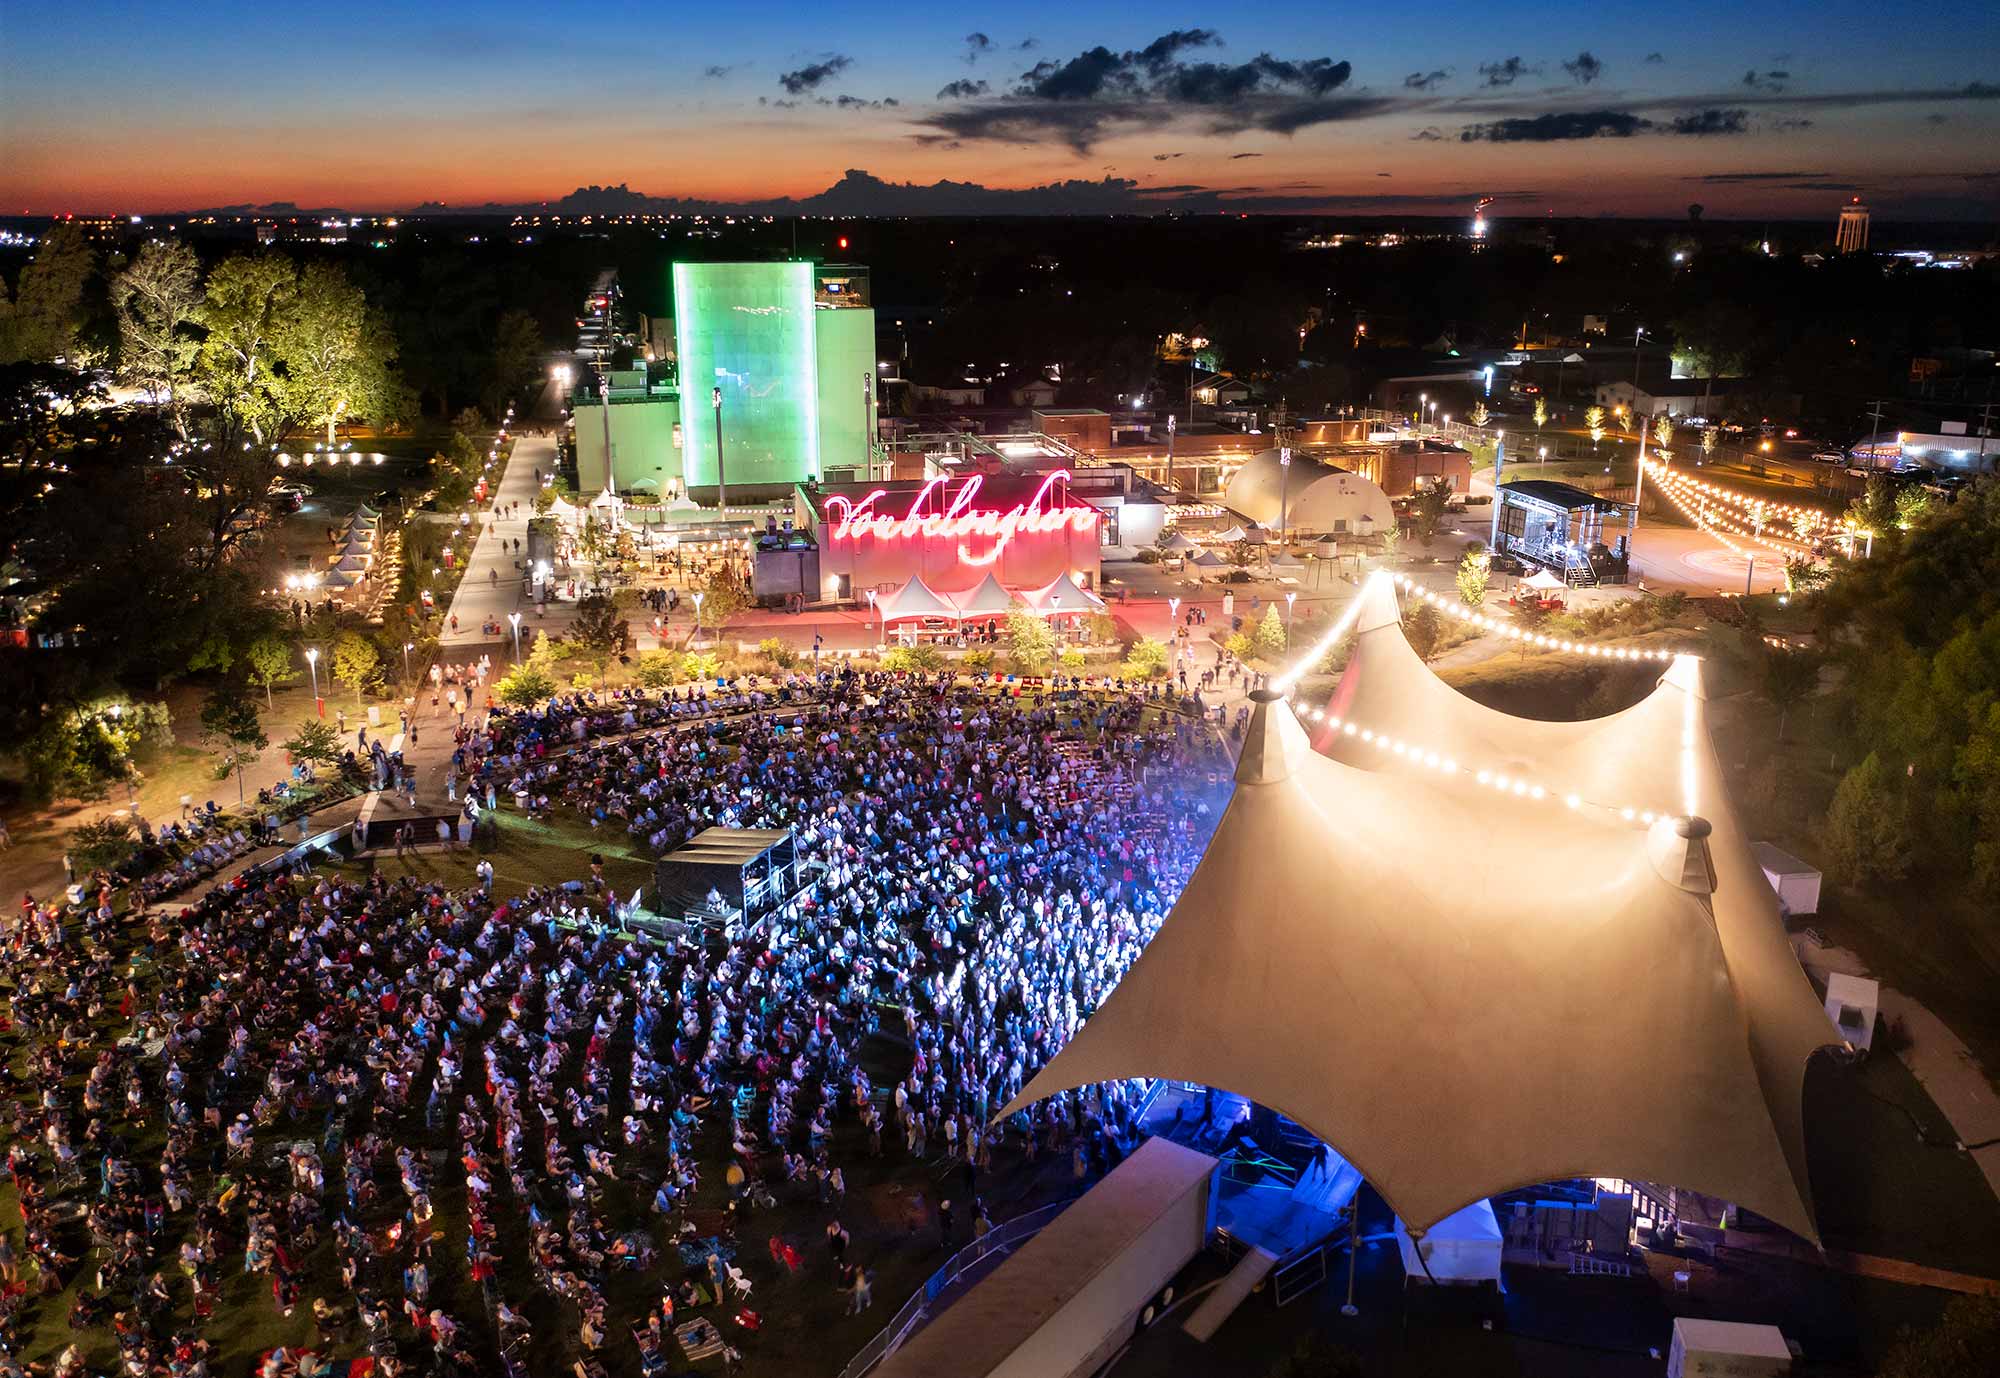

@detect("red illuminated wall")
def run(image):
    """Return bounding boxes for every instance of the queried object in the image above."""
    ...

[815,475,1104,598]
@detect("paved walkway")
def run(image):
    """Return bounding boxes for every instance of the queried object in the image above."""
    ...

[440,432,566,651]
[1794,933,2000,1203]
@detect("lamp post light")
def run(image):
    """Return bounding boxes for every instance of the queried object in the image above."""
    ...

[1285,591,1297,651]
[305,647,322,718]
[1417,391,1426,429]
[1165,412,1177,495]
[1168,595,1181,634]
[507,611,522,663]
[1278,445,1293,548]
[692,591,705,648]
[866,588,881,648]
[403,641,414,685]
[711,386,728,518]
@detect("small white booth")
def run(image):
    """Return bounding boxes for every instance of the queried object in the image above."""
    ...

[1667,1318,1793,1378]
[1751,842,1822,917]
[1824,971,1881,1054]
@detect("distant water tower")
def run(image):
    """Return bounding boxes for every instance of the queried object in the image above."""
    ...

[1835,197,1870,253]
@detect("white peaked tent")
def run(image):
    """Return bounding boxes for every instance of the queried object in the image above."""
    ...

[1003,574,1836,1241]
[1159,530,1199,552]
[950,572,1018,619]
[1395,1200,1503,1286]
[1188,549,1229,568]
[1023,572,1106,616]
[331,553,370,574]
[877,576,961,623]
[1269,552,1306,569]
[1521,567,1568,594]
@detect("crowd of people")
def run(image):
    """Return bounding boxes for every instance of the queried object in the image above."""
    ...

[1,669,1231,1377]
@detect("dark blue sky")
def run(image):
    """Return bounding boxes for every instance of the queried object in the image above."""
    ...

[3,2,1996,217]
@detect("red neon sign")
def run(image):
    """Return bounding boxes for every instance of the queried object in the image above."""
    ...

[824,472,1098,567]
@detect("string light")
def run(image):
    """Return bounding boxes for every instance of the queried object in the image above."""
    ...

[1643,459,1832,526]
[1389,574,1684,661]
[1293,700,1673,824]
[1647,466,1816,549]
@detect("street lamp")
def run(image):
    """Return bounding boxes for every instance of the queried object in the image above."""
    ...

[1278,446,1293,547]
[1168,595,1181,630]
[692,591,705,648]
[403,641,414,684]
[1285,591,1297,651]
[1417,392,1427,429]
[866,588,881,648]
[305,646,322,718]
[507,611,522,663]
[711,386,728,518]
[1165,412,1177,494]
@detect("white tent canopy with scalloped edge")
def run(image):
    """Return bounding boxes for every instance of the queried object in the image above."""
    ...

[949,572,1019,619]
[877,576,961,623]
[1021,572,1106,617]
[1002,573,1836,1242]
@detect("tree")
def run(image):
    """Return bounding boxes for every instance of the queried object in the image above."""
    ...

[1005,608,1056,675]
[244,635,294,708]
[331,632,380,705]
[1820,752,1914,888]
[1652,414,1675,457]
[1894,486,1935,531]
[1253,605,1288,660]
[282,717,344,768]
[1457,548,1490,606]
[273,261,404,445]
[1405,601,1446,661]
[1533,396,1548,430]
[1409,477,1451,543]
[195,254,298,445]
[1759,646,1820,742]
[1846,474,1898,535]
[19,700,171,806]
[0,223,95,364]
[1585,405,1606,446]
[570,592,629,675]
[1701,426,1719,461]
[1877,1294,2000,1378]
[693,568,749,639]
[1469,401,1489,428]
[199,687,268,804]
[111,239,204,435]
[486,309,544,418]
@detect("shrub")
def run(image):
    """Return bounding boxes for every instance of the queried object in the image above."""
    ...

[962,649,996,674]
[493,663,557,708]
[1819,752,1914,888]
[635,650,685,689]
[1122,637,1172,680]
[882,644,946,675]
[66,817,137,875]
[1058,647,1086,672]
[1135,547,1162,564]
[758,637,800,670]
[682,650,723,684]
[1225,631,1254,661]
[1005,609,1055,676]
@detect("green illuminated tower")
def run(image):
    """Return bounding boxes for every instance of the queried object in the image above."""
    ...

[673,262,819,499]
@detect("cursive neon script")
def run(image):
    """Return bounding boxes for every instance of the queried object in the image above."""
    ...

[824,472,1098,567]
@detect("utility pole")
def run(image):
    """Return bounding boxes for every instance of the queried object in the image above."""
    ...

[1165,412,1176,494]
[711,386,728,518]
[1867,399,1886,467]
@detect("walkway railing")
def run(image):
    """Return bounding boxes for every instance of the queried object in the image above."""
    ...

[836,1198,1073,1378]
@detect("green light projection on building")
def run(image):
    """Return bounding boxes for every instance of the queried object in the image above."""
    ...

[673,262,820,494]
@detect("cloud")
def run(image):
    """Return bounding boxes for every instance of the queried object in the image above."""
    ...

[1017,38,1038,51]
[1671,108,1750,135]
[1771,116,1814,130]
[1460,110,1651,142]
[1404,69,1450,91]
[1785,181,1860,191]
[1230,152,1264,159]
[1477,57,1534,87]
[1377,171,1392,177]
[936,79,988,100]
[778,55,851,95]
[1742,69,1790,92]
[1925,112,1948,125]
[1645,52,1665,64]
[964,33,991,64]
[1153,152,1184,161]
[835,95,899,110]
[1690,170,1833,183]
[702,64,740,79]
[1562,51,1604,85]
[915,29,1364,150]
[1412,126,1444,141]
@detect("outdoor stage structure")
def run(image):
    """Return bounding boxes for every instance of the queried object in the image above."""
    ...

[797,471,1104,606]
[1002,572,1838,1247]
[652,826,799,930]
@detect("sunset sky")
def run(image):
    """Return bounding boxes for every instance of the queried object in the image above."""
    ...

[3,1,1997,218]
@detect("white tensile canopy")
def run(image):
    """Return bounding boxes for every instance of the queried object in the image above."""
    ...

[1269,552,1306,569]
[1188,549,1229,568]
[1003,574,1835,1241]
[950,572,1018,619]
[1022,572,1107,616]
[1213,524,1249,542]
[322,567,360,588]
[1521,567,1568,593]
[1158,530,1199,552]
[877,576,961,623]
[331,553,370,574]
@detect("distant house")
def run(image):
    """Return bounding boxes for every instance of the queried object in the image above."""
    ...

[1005,374,1062,408]
[911,378,988,407]
[1192,372,1254,406]
[1594,378,1761,421]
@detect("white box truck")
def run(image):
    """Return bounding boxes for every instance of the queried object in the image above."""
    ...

[1667,1318,1793,1378]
